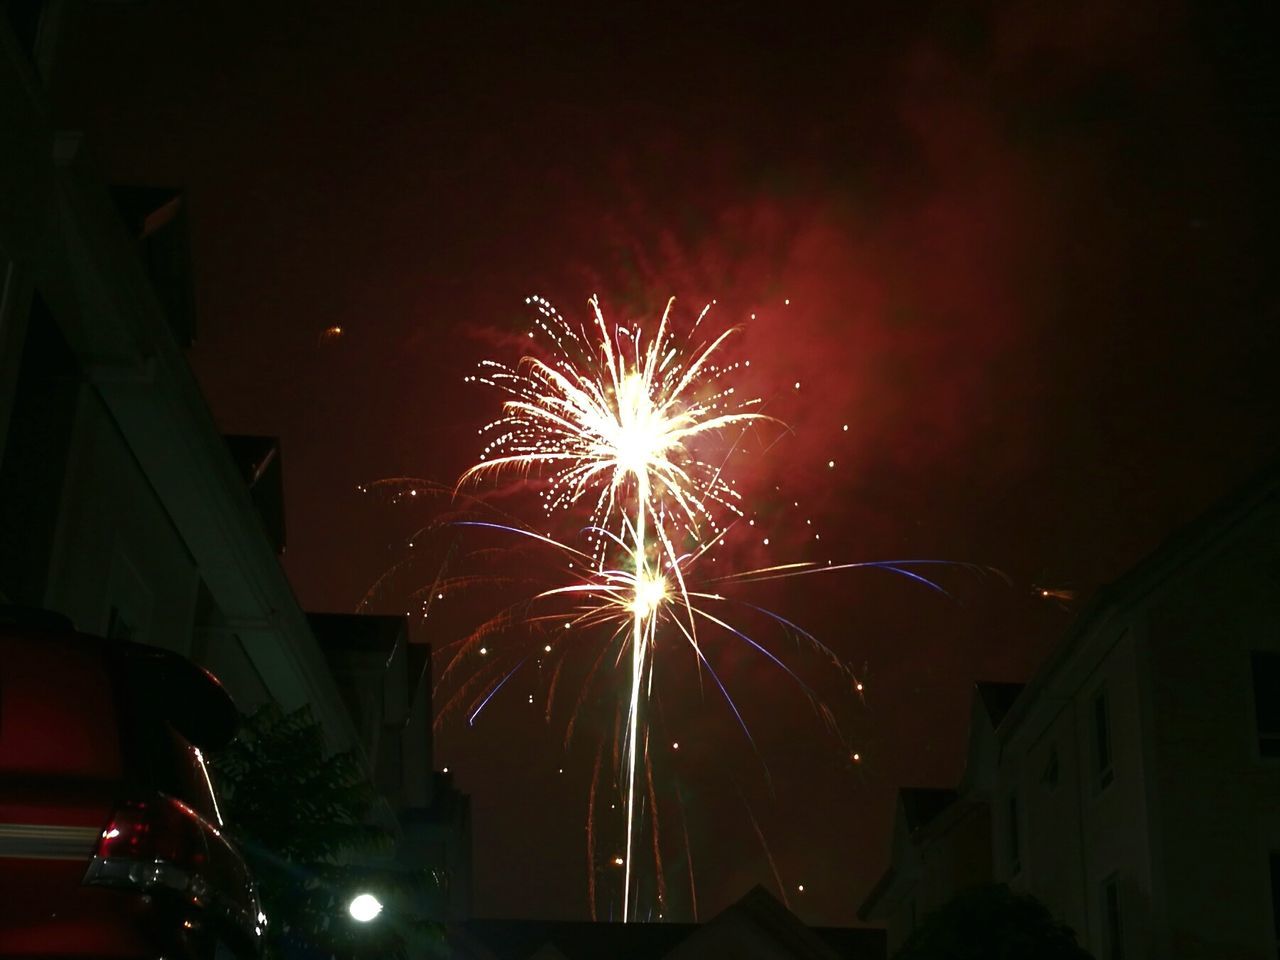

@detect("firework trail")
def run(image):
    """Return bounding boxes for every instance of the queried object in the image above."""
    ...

[447,294,986,920]
[458,295,768,919]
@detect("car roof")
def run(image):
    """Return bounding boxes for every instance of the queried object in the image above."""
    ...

[0,610,239,751]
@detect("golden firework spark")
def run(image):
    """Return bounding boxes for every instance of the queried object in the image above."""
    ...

[459,295,768,920]
[450,295,972,920]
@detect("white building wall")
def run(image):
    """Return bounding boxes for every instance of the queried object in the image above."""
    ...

[1016,697,1089,938]
[990,483,1280,960]
[44,385,199,653]
[1143,517,1280,960]
[1080,628,1156,959]
[865,473,1280,958]
[997,622,1159,958]
[0,16,369,763]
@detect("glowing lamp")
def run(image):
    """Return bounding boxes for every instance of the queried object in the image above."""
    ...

[348,893,383,923]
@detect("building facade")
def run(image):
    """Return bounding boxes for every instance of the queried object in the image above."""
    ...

[311,613,473,921]
[857,684,1016,950]
[1,0,471,934]
[1,2,361,754]
[860,463,1280,959]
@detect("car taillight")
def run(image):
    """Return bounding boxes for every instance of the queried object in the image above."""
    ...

[97,797,208,867]
[97,800,152,859]
[85,796,210,897]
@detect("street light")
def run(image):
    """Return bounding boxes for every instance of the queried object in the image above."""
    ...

[347,892,383,923]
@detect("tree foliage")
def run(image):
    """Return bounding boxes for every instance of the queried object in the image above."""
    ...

[211,702,441,959]
[892,884,1096,960]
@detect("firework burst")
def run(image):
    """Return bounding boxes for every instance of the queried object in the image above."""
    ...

[432,294,991,920]
[460,295,766,570]
[459,295,770,919]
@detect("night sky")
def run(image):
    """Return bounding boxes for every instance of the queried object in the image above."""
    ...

[54,0,1279,926]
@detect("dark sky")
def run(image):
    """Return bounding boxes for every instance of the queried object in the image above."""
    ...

[55,0,1279,926]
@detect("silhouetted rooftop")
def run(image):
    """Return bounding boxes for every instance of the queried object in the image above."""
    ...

[1000,454,1280,738]
[974,681,1025,727]
[458,885,885,959]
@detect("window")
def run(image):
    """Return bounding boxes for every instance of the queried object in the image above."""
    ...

[1102,873,1123,960]
[1008,791,1021,875]
[1092,687,1114,790]
[1252,652,1280,759]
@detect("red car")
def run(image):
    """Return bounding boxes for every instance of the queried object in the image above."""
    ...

[0,609,264,959]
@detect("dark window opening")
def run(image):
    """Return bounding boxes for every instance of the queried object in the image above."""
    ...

[1093,687,1114,790]
[1252,652,1280,759]
[1103,874,1123,960]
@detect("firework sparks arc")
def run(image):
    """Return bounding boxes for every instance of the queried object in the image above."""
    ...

[458,295,770,920]
[445,294,989,920]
